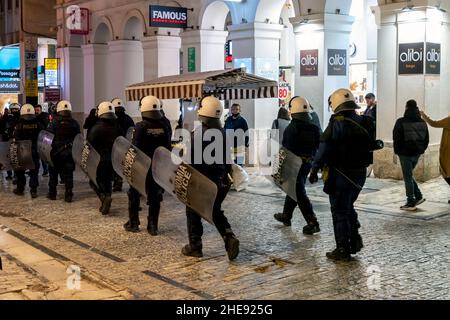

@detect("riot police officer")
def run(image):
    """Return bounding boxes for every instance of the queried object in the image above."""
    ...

[47,100,81,203]
[3,103,21,181]
[309,89,376,261]
[87,102,121,215]
[13,104,44,198]
[112,98,135,192]
[274,96,321,235]
[124,96,171,235]
[182,96,240,261]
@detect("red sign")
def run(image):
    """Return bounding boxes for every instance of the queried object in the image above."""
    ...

[69,8,90,35]
[44,87,61,103]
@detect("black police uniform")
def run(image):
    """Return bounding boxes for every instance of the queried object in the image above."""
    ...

[274,113,321,234]
[87,117,121,214]
[312,110,375,259]
[113,108,135,192]
[183,121,239,261]
[2,111,20,179]
[13,116,44,196]
[125,113,171,235]
[37,112,50,175]
[47,113,81,202]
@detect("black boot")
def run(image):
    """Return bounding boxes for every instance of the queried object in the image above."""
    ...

[147,216,159,236]
[223,231,240,261]
[13,188,24,196]
[274,213,291,226]
[124,220,140,233]
[64,189,73,203]
[303,222,320,235]
[326,247,351,262]
[181,244,203,258]
[350,234,364,254]
[100,194,112,215]
[30,189,38,199]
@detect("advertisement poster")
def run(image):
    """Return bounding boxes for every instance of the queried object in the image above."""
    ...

[327,49,347,76]
[300,49,319,76]
[426,42,440,75]
[398,43,424,75]
[150,5,188,28]
[45,58,59,87]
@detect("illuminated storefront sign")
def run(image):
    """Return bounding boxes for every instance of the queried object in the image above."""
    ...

[399,43,424,75]
[150,5,188,28]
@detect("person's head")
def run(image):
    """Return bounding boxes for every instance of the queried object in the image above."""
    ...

[365,93,376,107]
[140,95,162,120]
[35,105,42,115]
[329,88,360,114]
[56,100,73,117]
[97,101,117,120]
[230,103,241,116]
[20,104,36,120]
[406,99,418,110]
[111,98,125,113]
[3,107,9,116]
[277,107,290,121]
[9,103,21,115]
[198,96,223,128]
[89,108,97,117]
[289,96,312,120]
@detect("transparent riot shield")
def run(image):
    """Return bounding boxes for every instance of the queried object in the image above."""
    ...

[37,131,54,166]
[0,140,35,171]
[152,147,218,225]
[112,137,151,198]
[72,134,101,187]
[126,127,135,142]
[270,147,303,202]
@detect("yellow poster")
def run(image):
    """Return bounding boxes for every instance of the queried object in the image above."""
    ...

[45,59,58,70]
[25,80,38,97]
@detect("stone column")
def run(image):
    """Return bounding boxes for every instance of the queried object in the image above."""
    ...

[291,13,355,128]
[107,40,144,118]
[375,4,450,181]
[181,30,228,72]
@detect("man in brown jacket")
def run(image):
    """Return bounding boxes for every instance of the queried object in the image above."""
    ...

[420,111,450,204]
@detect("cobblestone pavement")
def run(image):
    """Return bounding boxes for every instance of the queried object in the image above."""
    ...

[0,168,449,300]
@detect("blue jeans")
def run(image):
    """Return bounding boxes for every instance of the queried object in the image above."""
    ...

[399,155,422,203]
[329,169,366,250]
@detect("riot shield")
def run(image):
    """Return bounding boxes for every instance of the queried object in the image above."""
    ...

[270,147,303,202]
[0,140,35,171]
[126,127,135,142]
[37,131,54,166]
[152,147,218,225]
[112,136,151,198]
[72,134,101,187]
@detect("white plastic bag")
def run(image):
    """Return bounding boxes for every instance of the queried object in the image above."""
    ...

[231,164,249,192]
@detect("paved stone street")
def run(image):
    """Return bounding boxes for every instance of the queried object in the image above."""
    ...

[0,168,449,300]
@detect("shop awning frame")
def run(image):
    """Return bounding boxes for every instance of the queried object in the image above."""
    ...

[125,68,278,101]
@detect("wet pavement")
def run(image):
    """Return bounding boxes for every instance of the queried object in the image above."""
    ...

[0,168,449,300]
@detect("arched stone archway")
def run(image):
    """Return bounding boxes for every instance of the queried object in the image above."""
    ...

[254,0,287,23]
[121,9,147,40]
[200,1,231,31]
[94,22,113,44]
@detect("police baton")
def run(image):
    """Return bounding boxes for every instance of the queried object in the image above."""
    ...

[333,167,363,191]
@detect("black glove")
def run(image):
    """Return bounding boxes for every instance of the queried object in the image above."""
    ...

[309,168,319,184]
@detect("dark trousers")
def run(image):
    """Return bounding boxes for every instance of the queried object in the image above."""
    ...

[15,157,40,191]
[329,169,366,250]
[41,161,48,174]
[128,174,163,226]
[113,173,123,190]
[283,162,318,225]
[399,155,422,203]
[49,157,75,193]
[186,184,232,249]
[90,161,113,198]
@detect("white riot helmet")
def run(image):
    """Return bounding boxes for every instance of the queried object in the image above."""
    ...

[289,96,311,114]
[329,88,360,113]
[111,98,125,110]
[140,95,162,119]
[20,104,36,120]
[198,96,223,128]
[56,100,72,114]
[97,101,117,119]
[9,103,21,111]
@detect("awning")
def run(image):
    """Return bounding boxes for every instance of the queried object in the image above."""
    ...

[125,68,278,101]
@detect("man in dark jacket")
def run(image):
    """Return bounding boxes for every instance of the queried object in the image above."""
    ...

[310,89,376,261]
[124,96,171,235]
[274,97,321,235]
[47,100,81,203]
[182,96,239,261]
[13,104,44,198]
[83,108,98,137]
[111,98,135,192]
[393,100,429,211]
[224,103,249,166]
[88,102,121,215]
[364,93,377,122]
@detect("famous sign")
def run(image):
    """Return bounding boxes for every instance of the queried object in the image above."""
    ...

[149,5,188,28]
